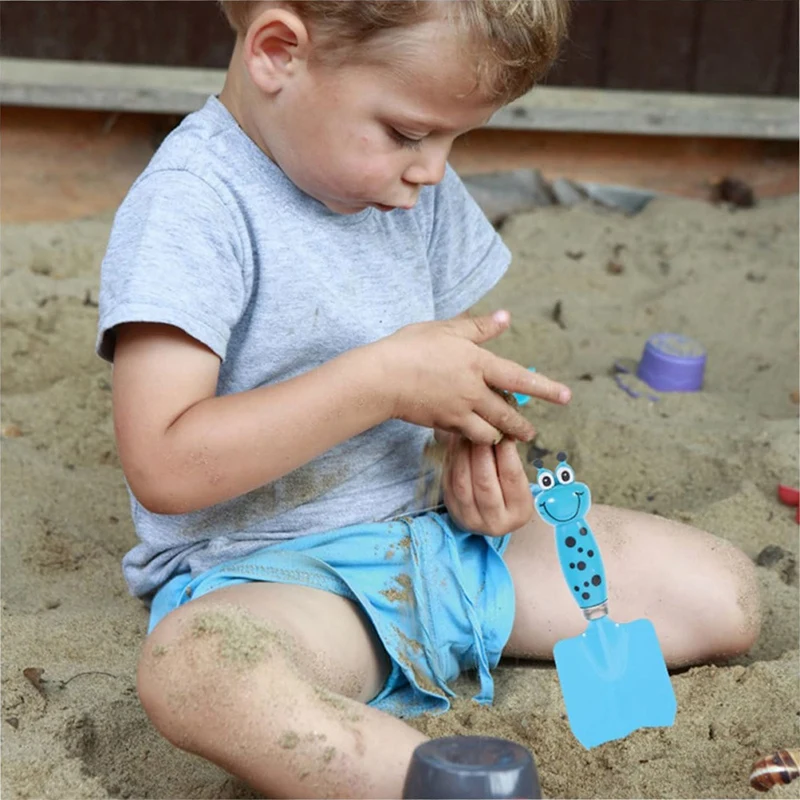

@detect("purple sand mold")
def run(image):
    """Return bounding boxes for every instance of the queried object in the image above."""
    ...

[615,374,641,399]
[648,333,705,358]
[636,333,706,392]
[614,358,637,375]
[615,373,661,402]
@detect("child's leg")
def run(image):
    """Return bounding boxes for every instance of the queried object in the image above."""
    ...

[502,504,761,666]
[137,582,427,799]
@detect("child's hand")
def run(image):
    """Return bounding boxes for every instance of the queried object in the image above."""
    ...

[378,310,570,445]
[441,433,533,536]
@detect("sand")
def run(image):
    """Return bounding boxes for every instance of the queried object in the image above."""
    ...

[1,193,798,799]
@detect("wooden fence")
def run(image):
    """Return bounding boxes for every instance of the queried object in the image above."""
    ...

[1,0,797,97]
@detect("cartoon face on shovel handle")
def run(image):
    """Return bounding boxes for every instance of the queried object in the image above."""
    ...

[532,453,607,610]
[532,454,677,750]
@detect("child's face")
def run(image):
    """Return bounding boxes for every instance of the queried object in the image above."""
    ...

[256,20,499,215]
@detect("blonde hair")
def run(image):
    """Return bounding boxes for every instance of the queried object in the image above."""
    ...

[220,0,570,103]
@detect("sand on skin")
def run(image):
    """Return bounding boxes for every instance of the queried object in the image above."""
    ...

[1,195,798,799]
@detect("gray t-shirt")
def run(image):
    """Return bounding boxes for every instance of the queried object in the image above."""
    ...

[97,96,510,599]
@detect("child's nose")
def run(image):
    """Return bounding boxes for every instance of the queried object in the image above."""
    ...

[403,146,448,187]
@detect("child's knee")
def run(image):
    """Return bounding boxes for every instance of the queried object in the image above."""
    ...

[136,602,300,749]
[660,533,762,665]
[136,608,220,749]
[137,629,187,748]
[712,541,762,656]
[734,549,762,651]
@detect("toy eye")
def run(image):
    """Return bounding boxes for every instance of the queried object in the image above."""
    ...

[557,465,575,484]
[537,470,555,491]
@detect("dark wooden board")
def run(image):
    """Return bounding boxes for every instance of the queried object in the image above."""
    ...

[694,0,788,95]
[778,0,799,95]
[1,0,797,96]
[0,1,234,68]
[604,0,698,92]
[545,0,609,88]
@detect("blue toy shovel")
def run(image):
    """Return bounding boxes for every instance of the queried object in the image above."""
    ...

[531,453,677,749]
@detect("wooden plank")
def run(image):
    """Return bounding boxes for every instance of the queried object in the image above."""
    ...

[1,0,798,98]
[604,0,698,91]
[450,126,799,201]
[6,105,795,224]
[0,58,225,115]
[0,0,232,67]
[498,83,799,139]
[545,0,609,88]
[778,0,799,96]
[1,58,797,140]
[694,0,787,95]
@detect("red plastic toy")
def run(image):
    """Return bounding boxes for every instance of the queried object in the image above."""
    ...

[778,484,800,523]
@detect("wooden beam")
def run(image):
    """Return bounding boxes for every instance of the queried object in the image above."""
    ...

[0,57,224,116]
[1,57,797,140]
[495,86,798,140]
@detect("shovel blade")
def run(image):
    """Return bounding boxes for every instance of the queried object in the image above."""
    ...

[554,615,676,749]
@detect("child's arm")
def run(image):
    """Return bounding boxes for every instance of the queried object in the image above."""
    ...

[113,321,389,515]
[112,312,568,516]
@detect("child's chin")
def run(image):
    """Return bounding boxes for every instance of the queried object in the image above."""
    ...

[320,199,367,215]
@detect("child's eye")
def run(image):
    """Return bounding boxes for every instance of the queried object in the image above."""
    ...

[387,127,424,151]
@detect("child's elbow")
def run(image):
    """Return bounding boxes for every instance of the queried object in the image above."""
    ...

[135,489,188,516]
[125,466,192,516]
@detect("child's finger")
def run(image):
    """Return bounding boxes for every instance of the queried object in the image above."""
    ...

[451,309,511,345]
[461,410,524,445]
[470,443,506,523]
[474,390,536,442]
[486,358,571,405]
[495,438,532,510]
[446,436,475,510]
[494,437,525,475]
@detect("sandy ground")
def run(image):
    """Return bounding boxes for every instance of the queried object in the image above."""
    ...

[1,192,798,799]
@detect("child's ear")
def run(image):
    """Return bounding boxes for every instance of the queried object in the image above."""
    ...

[244,8,310,94]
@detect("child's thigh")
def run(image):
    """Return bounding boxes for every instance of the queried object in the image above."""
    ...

[502,503,759,664]
[140,581,391,704]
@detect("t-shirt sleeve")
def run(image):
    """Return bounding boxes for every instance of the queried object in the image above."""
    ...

[424,164,511,320]
[96,169,248,363]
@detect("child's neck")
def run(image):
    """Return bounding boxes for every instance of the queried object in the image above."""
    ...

[219,43,276,163]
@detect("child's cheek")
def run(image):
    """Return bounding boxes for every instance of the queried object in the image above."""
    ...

[361,155,397,190]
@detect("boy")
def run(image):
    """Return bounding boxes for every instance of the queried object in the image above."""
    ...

[97,2,761,797]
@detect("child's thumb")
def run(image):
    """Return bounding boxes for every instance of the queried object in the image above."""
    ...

[460,310,511,343]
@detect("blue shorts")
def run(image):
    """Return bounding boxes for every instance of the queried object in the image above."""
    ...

[147,511,515,718]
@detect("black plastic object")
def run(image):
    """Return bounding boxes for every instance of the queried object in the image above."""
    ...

[402,735,541,799]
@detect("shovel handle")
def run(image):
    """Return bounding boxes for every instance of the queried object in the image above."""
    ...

[555,520,608,611]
